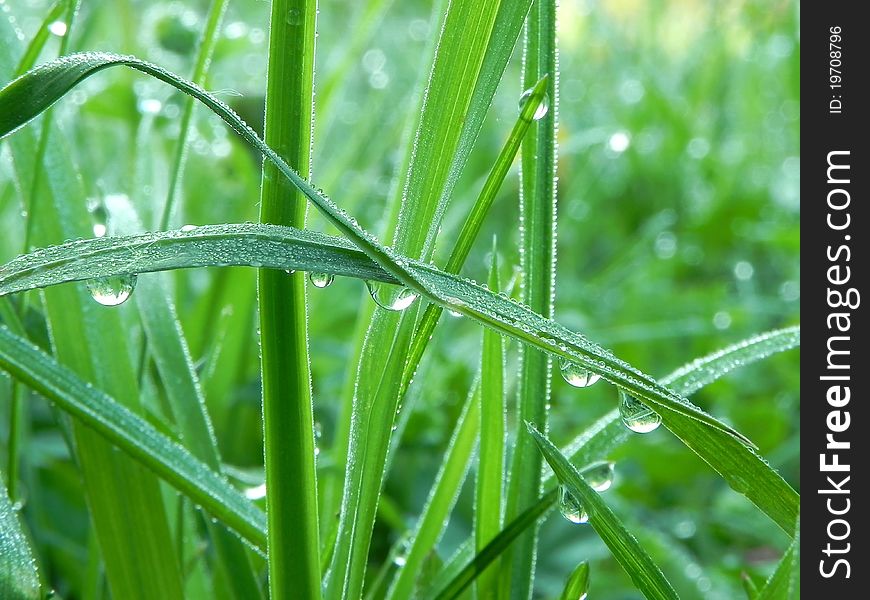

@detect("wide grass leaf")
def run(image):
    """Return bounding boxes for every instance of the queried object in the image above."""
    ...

[526,424,679,600]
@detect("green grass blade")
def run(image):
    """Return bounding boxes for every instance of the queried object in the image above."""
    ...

[0,43,796,528]
[0,470,40,600]
[503,2,559,595]
[0,223,798,536]
[257,1,321,598]
[559,561,590,600]
[385,385,480,600]
[527,424,679,600]
[157,0,229,230]
[475,245,506,599]
[0,325,269,553]
[14,0,67,75]
[757,515,799,600]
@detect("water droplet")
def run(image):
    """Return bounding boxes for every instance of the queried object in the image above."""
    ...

[618,391,661,433]
[393,554,407,567]
[366,281,418,311]
[244,483,266,500]
[87,275,137,306]
[47,20,67,36]
[559,359,601,388]
[309,272,334,288]
[581,461,614,492]
[285,269,296,275]
[519,87,549,120]
[180,224,197,232]
[286,7,301,25]
[558,484,588,524]
[448,309,463,318]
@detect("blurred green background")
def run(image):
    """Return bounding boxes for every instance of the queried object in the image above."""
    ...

[1,0,799,598]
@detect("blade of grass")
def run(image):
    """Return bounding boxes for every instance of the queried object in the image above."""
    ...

[327,0,509,594]
[0,57,798,532]
[385,384,481,600]
[559,561,590,600]
[527,424,679,600]
[0,468,40,600]
[756,515,799,600]
[0,25,185,600]
[475,244,506,599]
[503,1,559,595]
[256,1,321,598]
[14,0,67,75]
[0,325,269,552]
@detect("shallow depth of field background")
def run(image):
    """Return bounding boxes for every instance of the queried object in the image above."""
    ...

[0,0,799,597]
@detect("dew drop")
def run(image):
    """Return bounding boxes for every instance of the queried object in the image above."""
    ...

[519,87,549,120]
[366,281,418,311]
[286,7,301,25]
[559,359,601,388]
[285,269,296,275]
[180,224,197,232]
[309,272,334,288]
[448,309,463,318]
[87,275,137,306]
[581,461,615,492]
[47,20,67,36]
[618,390,662,433]
[558,484,588,524]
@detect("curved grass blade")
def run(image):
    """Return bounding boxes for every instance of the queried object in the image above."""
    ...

[527,424,679,600]
[0,225,799,531]
[0,53,749,446]
[427,326,801,599]
[0,472,40,600]
[0,326,269,553]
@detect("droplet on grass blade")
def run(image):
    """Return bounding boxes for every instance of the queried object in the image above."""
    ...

[618,390,662,433]
[365,281,418,312]
[309,272,334,288]
[519,87,549,120]
[581,461,615,492]
[559,359,601,388]
[87,274,137,306]
[558,484,588,524]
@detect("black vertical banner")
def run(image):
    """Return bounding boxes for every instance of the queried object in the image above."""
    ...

[803,2,867,596]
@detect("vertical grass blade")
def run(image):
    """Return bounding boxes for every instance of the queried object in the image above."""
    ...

[257,1,320,599]
[475,245,506,599]
[0,470,39,600]
[503,1,559,596]
[527,424,679,600]
[559,561,590,600]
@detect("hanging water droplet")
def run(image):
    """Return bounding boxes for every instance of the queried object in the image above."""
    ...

[518,87,549,120]
[47,20,67,36]
[87,275,137,306]
[285,269,296,275]
[366,281,418,311]
[581,461,615,492]
[309,272,334,288]
[559,359,601,388]
[448,309,463,318]
[618,390,662,433]
[558,484,588,524]
[286,7,302,25]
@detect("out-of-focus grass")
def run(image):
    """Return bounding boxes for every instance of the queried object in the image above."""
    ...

[0,0,798,597]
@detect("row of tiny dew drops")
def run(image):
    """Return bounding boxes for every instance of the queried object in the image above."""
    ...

[83,87,652,524]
